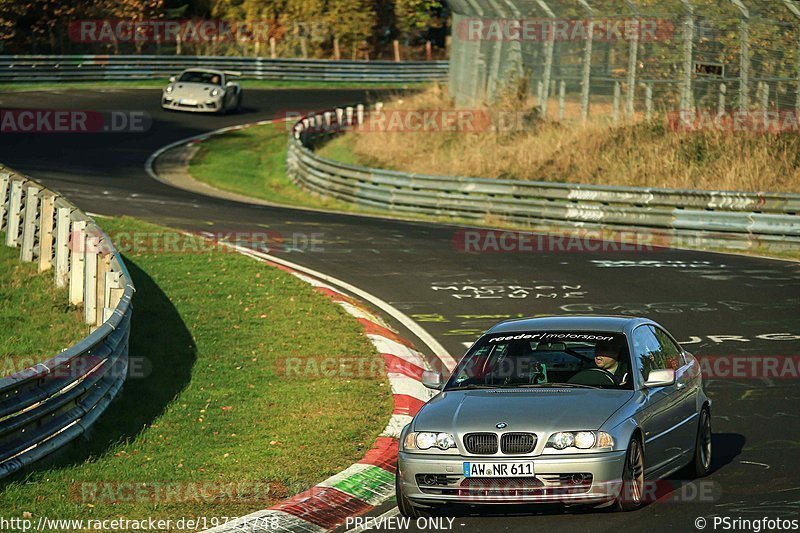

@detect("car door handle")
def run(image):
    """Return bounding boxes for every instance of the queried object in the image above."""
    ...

[676,382,685,390]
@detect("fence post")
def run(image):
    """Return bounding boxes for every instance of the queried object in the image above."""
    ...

[393,40,401,62]
[730,0,750,111]
[0,173,9,230]
[780,1,800,112]
[535,0,556,118]
[54,207,70,287]
[718,83,727,114]
[645,83,653,120]
[270,37,277,58]
[578,0,595,122]
[69,220,86,305]
[20,185,39,262]
[758,81,769,111]
[625,0,640,118]
[613,81,621,124]
[558,80,566,121]
[680,0,695,112]
[38,192,55,272]
[5,179,23,247]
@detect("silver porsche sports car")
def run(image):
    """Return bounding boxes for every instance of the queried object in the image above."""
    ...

[161,68,242,113]
[397,316,711,516]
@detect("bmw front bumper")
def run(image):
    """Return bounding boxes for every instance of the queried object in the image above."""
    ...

[398,450,628,506]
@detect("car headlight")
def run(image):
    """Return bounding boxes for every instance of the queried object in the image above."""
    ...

[165,85,174,93]
[404,431,456,451]
[547,431,614,450]
[210,88,221,97]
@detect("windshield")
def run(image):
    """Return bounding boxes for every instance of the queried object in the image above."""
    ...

[178,71,222,85]
[445,331,633,391]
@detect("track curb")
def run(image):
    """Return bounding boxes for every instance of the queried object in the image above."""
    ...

[203,251,440,533]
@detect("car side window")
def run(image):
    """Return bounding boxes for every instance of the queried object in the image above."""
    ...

[632,326,668,382]
[651,326,684,369]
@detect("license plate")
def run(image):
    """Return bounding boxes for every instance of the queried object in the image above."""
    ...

[179,99,197,105]
[463,461,534,478]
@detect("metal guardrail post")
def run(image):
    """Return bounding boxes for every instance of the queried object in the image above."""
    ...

[38,192,55,272]
[69,219,86,305]
[5,179,22,247]
[20,184,39,262]
[54,207,70,287]
[0,173,9,230]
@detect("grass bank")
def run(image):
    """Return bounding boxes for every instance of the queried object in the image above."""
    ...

[0,216,392,524]
[0,235,85,377]
[317,88,800,193]
[188,121,362,212]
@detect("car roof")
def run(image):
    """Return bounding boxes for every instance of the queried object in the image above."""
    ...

[181,68,225,76]
[486,315,651,335]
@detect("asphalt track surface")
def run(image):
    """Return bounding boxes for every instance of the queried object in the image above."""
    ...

[2,89,800,532]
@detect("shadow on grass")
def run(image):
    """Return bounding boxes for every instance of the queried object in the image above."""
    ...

[3,255,196,478]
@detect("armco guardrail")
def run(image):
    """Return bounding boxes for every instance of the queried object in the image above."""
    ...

[0,55,448,83]
[0,166,133,479]
[287,105,800,248]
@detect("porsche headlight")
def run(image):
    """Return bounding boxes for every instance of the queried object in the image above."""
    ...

[403,431,457,451]
[165,85,174,93]
[210,88,221,97]
[547,431,614,450]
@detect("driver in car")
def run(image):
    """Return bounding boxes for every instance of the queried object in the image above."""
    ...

[594,339,628,386]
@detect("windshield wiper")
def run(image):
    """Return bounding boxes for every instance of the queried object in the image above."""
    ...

[446,384,498,390]
[516,383,600,389]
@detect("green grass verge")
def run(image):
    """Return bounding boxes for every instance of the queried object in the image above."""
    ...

[0,79,429,92]
[189,122,366,213]
[0,216,393,524]
[0,235,86,377]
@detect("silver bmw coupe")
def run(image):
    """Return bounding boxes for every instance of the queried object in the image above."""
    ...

[397,316,711,516]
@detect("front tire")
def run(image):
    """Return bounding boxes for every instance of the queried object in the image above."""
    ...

[396,473,423,518]
[615,436,645,512]
[691,408,712,478]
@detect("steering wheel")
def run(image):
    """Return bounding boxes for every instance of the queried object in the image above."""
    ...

[567,368,617,387]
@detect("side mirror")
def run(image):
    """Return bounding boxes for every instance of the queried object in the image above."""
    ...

[644,368,676,388]
[169,75,176,83]
[225,81,236,87]
[421,370,444,390]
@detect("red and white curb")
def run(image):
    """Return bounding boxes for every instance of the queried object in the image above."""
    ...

[204,245,453,533]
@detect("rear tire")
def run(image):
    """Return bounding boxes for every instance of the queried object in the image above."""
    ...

[615,436,645,512]
[691,408,712,478]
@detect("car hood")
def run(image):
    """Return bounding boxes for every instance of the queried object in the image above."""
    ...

[412,388,634,435]
[168,83,222,99]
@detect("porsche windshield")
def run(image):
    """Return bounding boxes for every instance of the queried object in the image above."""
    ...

[446,331,633,390]
[178,71,222,85]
